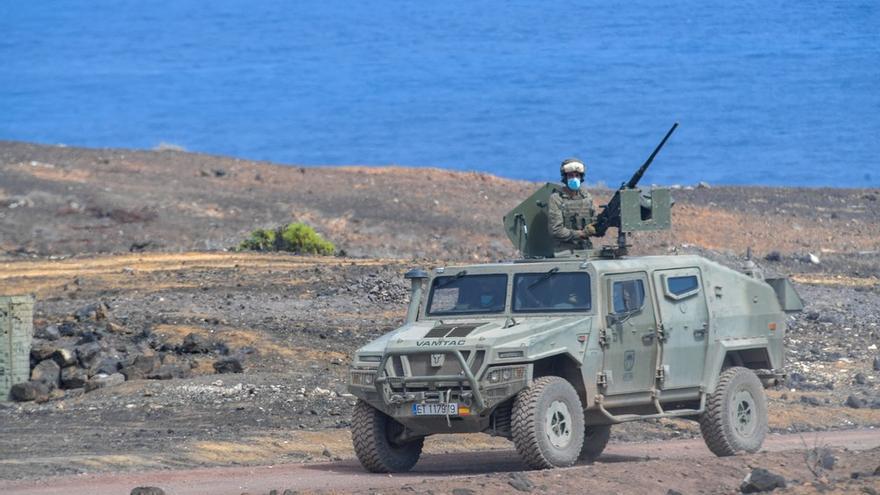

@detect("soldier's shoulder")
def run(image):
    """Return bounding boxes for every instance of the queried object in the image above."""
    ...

[548,189,565,203]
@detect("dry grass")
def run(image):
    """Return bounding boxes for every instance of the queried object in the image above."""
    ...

[0,252,391,297]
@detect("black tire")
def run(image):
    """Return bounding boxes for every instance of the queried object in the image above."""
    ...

[512,376,585,469]
[699,367,768,457]
[579,424,611,461]
[352,400,423,473]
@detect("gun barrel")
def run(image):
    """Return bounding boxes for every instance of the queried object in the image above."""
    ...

[625,122,679,189]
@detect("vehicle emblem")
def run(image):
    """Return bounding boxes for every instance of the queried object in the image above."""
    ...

[624,350,635,371]
[430,353,446,368]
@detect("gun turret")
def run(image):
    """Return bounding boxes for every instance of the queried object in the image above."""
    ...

[593,123,678,254]
[503,123,678,259]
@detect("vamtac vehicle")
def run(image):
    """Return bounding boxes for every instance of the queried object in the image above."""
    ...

[347,125,804,472]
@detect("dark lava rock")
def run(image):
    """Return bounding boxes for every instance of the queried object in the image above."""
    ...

[213,357,243,374]
[58,322,77,337]
[817,313,844,325]
[845,395,866,409]
[85,373,125,392]
[74,302,108,322]
[507,472,533,492]
[740,468,786,493]
[91,357,121,376]
[452,489,476,495]
[764,251,782,262]
[121,355,160,380]
[76,342,102,368]
[666,490,683,495]
[855,373,868,385]
[10,380,50,402]
[51,348,77,367]
[130,487,166,495]
[799,395,821,407]
[76,331,102,344]
[31,359,61,389]
[35,324,60,340]
[30,342,57,362]
[874,356,880,372]
[61,366,88,389]
[180,333,210,354]
[147,364,188,380]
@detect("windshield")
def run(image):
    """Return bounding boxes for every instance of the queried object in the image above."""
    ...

[513,272,591,313]
[426,273,508,315]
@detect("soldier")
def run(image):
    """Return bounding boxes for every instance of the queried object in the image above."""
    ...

[548,158,599,253]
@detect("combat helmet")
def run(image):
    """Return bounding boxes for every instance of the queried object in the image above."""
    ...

[559,158,585,183]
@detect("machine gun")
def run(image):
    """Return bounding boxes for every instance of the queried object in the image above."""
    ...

[593,122,678,254]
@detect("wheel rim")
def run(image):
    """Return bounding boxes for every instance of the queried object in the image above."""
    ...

[732,388,757,437]
[545,400,573,448]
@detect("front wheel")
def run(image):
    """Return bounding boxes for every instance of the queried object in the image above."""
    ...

[699,367,768,456]
[512,376,585,469]
[352,400,423,472]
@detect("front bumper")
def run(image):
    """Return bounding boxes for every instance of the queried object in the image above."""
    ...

[348,348,530,428]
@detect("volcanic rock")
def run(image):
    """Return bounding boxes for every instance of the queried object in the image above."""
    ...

[51,348,77,367]
[31,359,61,389]
[74,302,108,321]
[30,342,57,362]
[85,373,126,392]
[130,488,166,495]
[180,333,210,354]
[740,468,786,493]
[61,366,88,389]
[121,355,160,380]
[147,364,188,380]
[213,357,243,374]
[845,395,866,409]
[34,324,60,340]
[91,357,122,376]
[76,342,103,368]
[10,381,50,402]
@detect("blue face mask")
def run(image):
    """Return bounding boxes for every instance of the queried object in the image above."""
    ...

[480,295,494,307]
[567,177,581,190]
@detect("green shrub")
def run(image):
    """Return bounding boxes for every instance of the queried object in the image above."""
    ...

[238,222,335,255]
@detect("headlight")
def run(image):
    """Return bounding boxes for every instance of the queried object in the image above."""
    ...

[482,365,527,385]
[358,354,382,363]
[351,370,376,386]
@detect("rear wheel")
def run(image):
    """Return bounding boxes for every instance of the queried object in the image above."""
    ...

[352,400,423,472]
[512,376,585,469]
[579,424,611,461]
[699,367,768,456]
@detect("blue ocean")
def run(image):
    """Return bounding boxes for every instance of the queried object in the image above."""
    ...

[2,1,878,187]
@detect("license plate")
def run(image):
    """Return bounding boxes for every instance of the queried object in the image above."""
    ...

[412,402,458,416]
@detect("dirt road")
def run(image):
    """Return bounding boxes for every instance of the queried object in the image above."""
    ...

[3,430,879,495]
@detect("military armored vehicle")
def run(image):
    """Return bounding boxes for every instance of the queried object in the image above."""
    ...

[347,125,803,472]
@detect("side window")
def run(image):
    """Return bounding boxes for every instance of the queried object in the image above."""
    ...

[612,279,645,314]
[664,274,700,299]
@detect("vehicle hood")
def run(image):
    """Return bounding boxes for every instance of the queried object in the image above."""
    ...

[355,316,594,357]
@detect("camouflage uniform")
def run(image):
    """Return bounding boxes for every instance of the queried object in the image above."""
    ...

[547,187,597,252]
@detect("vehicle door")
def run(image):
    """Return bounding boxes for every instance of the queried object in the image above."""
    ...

[652,268,709,390]
[601,272,658,396]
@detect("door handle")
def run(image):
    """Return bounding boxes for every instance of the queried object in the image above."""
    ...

[693,328,706,338]
[642,333,655,345]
